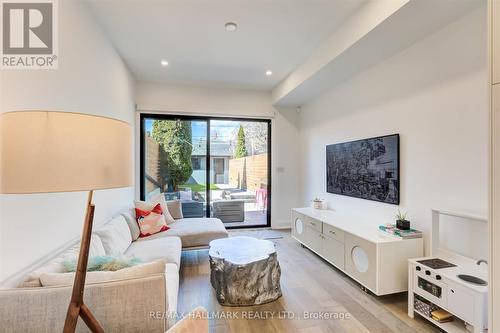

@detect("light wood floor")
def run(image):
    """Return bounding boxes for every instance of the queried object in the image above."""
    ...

[178,230,440,333]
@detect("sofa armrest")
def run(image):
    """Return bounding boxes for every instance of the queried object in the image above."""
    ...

[0,274,168,333]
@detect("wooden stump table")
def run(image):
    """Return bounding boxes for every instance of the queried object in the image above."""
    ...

[208,236,282,306]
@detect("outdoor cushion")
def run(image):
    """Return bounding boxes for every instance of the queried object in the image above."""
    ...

[179,189,192,201]
[138,218,228,248]
[125,236,182,268]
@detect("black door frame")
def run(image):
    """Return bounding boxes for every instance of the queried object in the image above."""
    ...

[139,113,272,229]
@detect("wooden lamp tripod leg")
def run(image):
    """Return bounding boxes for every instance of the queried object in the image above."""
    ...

[63,190,105,333]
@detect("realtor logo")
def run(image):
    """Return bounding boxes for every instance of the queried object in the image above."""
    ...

[1,0,58,69]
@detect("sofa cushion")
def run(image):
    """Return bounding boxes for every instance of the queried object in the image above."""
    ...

[139,218,228,248]
[21,234,106,287]
[39,260,166,287]
[170,218,228,247]
[121,207,141,240]
[94,215,132,255]
[125,236,182,268]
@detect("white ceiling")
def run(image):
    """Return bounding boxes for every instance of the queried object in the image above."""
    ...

[86,0,366,90]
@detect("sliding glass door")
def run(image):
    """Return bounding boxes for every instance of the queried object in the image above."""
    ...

[209,120,270,228]
[140,114,271,228]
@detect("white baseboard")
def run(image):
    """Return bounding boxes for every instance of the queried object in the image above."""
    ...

[271,218,290,230]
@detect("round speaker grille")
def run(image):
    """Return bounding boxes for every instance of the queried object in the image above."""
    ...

[295,218,304,235]
[351,246,369,273]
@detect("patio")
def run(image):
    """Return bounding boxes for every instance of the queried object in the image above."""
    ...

[222,209,267,228]
[210,184,268,227]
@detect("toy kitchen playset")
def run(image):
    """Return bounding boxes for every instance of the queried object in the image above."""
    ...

[408,209,488,333]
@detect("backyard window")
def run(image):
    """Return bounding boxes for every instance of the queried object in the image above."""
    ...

[192,157,202,170]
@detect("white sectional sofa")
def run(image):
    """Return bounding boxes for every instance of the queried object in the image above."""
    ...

[0,207,228,333]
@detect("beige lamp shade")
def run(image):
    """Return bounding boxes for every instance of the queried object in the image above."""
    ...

[0,111,133,194]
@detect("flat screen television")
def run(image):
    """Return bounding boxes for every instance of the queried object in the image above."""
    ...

[326,134,399,205]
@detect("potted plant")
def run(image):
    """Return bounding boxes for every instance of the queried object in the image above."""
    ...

[395,209,410,230]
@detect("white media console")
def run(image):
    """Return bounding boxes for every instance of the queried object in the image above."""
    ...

[291,207,423,295]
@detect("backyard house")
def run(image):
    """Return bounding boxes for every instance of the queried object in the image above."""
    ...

[190,138,232,185]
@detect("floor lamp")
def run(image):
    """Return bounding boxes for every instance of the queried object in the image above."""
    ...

[0,111,132,333]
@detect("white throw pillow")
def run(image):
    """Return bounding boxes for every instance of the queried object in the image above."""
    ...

[120,207,141,240]
[89,234,106,257]
[39,260,166,287]
[94,215,132,255]
[167,200,183,219]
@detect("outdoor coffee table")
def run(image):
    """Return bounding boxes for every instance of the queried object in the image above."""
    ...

[208,236,282,306]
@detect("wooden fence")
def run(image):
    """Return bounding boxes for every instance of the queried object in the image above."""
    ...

[228,153,268,192]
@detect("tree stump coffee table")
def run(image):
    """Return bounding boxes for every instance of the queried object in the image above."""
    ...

[209,236,282,306]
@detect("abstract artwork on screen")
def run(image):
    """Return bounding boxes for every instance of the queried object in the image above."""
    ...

[326,134,399,205]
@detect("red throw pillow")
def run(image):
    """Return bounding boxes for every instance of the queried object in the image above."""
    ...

[135,203,170,238]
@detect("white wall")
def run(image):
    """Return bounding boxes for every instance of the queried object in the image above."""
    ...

[0,0,136,282]
[298,6,488,256]
[135,82,300,228]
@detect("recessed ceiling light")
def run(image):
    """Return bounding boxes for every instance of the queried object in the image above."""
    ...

[160,60,169,67]
[225,22,237,32]
[266,70,273,76]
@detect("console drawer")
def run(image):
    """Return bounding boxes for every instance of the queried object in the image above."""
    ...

[305,216,322,233]
[323,223,344,243]
[304,225,322,253]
